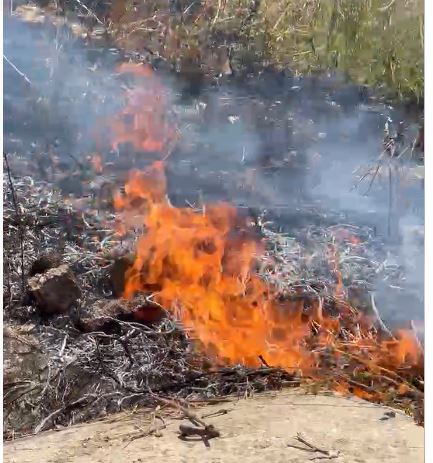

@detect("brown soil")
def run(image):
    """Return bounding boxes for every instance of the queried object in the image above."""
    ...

[4,390,423,463]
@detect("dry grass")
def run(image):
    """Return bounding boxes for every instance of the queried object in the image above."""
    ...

[103,0,423,102]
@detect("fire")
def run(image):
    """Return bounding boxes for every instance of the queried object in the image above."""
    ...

[115,162,423,380]
[107,62,422,416]
[333,227,362,246]
[382,330,423,365]
[110,63,177,154]
[116,162,313,369]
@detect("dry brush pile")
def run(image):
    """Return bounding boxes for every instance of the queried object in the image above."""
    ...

[3,155,424,438]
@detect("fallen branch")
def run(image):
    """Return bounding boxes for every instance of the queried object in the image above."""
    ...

[178,423,220,448]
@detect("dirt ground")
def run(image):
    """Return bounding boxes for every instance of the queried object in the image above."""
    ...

[4,390,423,463]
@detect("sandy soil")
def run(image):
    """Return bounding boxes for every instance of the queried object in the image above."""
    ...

[4,390,423,463]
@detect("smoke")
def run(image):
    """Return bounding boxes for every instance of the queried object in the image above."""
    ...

[4,14,122,157]
[4,14,424,324]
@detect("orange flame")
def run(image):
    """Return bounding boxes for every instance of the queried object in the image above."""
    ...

[116,164,423,388]
[117,162,313,369]
[107,62,422,411]
[110,63,176,154]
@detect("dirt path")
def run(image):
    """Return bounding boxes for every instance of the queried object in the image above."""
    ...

[4,390,423,463]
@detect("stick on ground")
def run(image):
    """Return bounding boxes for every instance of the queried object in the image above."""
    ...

[288,433,340,460]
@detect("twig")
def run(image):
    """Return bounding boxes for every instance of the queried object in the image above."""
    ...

[59,335,68,357]
[183,1,198,15]
[345,378,376,394]
[370,292,394,339]
[123,414,166,447]
[201,409,231,419]
[3,152,19,214]
[73,0,104,25]
[378,0,396,12]
[333,348,421,395]
[308,456,340,461]
[364,161,382,195]
[4,382,41,406]
[153,395,207,427]
[295,433,331,454]
[39,364,52,399]
[123,425,165,447]
[211,0,223,26]
[353,145,393,195]
[289,433,340,460]
[258,354,271,368]
[3,55,32,86]
[410,320,424,353]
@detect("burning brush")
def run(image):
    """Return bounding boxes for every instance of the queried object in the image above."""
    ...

[107,63,423,423]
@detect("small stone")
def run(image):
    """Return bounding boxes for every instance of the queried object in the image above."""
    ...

[78,296,165,333]
[28,264,81,315]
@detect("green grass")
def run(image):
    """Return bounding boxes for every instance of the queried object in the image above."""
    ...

[257,0,424,102]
